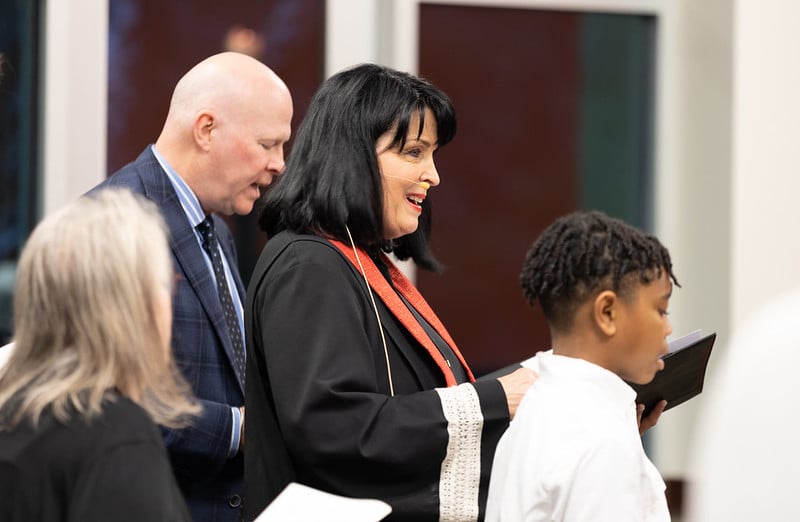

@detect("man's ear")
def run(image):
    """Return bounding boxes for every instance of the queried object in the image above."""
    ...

[593,290,618,337]
[193,112,214,151]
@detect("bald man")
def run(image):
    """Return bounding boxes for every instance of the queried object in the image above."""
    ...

[90,52,293,521]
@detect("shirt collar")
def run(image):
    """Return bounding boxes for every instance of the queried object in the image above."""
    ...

[537,351,637,408]
[150,144,207,228]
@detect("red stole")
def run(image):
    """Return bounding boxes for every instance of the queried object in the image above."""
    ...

[328,239,475,386]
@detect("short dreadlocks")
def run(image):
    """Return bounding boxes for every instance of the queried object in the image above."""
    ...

[520,210,679,332]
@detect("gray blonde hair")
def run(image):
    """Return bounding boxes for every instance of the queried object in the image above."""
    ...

[0,188,200,429]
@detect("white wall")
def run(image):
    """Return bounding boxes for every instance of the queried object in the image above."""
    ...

[650,0,733,478]
[730,0,800,325]
[325,0,381,75]
[658,0,800,481]
[42,0,109,216]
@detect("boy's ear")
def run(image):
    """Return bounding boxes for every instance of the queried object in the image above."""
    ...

[593,290,618,337]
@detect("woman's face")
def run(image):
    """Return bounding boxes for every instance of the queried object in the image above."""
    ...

[376,108,440,240]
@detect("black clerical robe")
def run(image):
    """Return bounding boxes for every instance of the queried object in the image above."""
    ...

[244,231,510,521]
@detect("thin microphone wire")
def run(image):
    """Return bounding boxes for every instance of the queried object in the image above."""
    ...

[345,224,395,397]
[382,174,431,191]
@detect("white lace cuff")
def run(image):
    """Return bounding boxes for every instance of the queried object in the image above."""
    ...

[435,384,484,521]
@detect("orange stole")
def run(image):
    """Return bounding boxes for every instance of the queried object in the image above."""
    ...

[328,239,475,387]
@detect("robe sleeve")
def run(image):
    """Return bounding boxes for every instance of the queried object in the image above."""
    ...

[252,240,509,520]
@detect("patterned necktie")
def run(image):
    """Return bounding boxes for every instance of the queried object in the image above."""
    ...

[196,217,246,385]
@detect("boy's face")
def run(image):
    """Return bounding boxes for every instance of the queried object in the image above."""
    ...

[613,269,673,385]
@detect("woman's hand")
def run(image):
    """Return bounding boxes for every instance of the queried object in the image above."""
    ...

[497,367,538,419]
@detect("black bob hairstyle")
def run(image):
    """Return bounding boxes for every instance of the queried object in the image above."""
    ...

[520,210,679,332]
[258,63,456,271]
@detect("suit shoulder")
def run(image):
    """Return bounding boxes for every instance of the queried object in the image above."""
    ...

[91,148,159,194]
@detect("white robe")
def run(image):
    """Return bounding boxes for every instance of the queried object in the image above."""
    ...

[486,352,670,522]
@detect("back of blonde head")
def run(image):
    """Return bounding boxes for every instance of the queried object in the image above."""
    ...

[0,188,199,429]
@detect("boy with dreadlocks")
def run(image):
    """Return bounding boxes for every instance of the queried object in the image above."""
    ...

[485,210,677,522]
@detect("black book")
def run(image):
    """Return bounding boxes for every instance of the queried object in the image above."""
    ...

[627,331,716,416]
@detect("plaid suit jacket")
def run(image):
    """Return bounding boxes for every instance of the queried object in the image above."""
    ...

[91,147,245,522]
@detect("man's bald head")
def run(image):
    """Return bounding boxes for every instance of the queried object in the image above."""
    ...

[162,52,290,134]
[155,52,293,216]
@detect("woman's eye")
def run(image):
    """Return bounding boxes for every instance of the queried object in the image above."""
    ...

[405,148,422,158]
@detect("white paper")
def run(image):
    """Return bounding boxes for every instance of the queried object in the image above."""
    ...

[667,329,702,353]
[255,482,392,522]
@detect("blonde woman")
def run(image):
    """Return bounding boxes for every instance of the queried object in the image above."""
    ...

[0,188,200,521]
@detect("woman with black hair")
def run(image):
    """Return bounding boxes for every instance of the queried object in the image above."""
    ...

[243,63,536,521]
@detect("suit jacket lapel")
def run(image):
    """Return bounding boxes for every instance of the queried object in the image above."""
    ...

[136,150,245,393]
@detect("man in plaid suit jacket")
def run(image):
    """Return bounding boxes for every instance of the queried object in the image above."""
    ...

[91,52,292,521]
